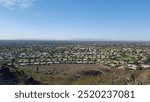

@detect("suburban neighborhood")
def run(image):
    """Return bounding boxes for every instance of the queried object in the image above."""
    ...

[0,41,150,70]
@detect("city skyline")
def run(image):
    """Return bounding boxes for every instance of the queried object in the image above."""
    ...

[0,0,150,41]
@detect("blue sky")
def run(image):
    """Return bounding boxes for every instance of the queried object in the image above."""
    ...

[0,0,150,41]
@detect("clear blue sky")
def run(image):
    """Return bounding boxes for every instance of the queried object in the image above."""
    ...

[0,0,150,41]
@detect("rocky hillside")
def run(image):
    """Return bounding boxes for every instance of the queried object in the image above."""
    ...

[0,65,40,85]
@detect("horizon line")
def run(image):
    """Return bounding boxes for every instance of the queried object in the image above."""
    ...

[0,39,150,42]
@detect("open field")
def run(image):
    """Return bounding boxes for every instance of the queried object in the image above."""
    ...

[19,64,150,85]
[19,64,108,72]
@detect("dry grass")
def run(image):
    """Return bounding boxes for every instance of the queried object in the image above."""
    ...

[21,64,150,85]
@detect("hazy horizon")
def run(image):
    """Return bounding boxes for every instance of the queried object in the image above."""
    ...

[1,38,150,42]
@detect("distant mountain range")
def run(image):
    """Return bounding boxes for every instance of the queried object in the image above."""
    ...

[65,38,112,41]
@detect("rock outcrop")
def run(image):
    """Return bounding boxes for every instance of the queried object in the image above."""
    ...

[0,65,40,85]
